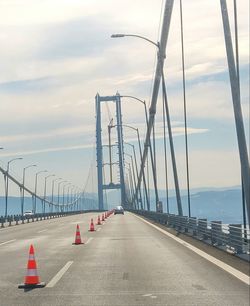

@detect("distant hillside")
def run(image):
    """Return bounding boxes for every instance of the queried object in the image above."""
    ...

[1,188,246,224]
[106,188,245,224]
[165,189,244,224]
[0,195,98,216]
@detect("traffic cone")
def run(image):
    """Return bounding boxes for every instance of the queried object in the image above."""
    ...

[102,214,105,222]
[89,218,95,231]
[73,224,83,245]
[18,244,46,289]
[96,215,101,225]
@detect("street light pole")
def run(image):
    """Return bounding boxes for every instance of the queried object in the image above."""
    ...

[112,124,149,210]
[111,2,183,216]
[43,174,55,214]
[124,142,143,209]
[4,157,23,217]
[57,180,66,212]
[51,178,62,212]
[34,170,47,213]
[125,153,137,210]
[111,34,159,48]
[119,95,159,208]
[124,163,134,206]
[22,164,37,217]
[66,184,71,211]
[63,183,70,212]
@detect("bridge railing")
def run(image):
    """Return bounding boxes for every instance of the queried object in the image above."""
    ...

[0,210,93,227]
[129,209,250,258]
[0,209,108,228]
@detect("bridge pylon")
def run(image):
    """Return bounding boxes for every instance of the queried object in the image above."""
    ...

[95,93,127,210]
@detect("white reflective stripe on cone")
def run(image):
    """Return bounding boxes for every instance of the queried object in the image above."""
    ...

[26,269,38,276]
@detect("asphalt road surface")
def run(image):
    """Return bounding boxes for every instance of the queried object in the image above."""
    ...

[0,212,249,306]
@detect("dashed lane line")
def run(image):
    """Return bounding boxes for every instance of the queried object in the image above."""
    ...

[0,239,16,246]
[46,261,73,288]
[37,229,47,233]
[132,213,250,286]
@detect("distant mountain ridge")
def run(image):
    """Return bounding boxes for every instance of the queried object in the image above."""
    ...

[105,187,245,224]
[0,195,98,216]
[0,188,246,224]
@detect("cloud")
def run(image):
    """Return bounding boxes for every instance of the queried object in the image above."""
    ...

[0,124,93,144]
[0,143,94,158]
[0,76,59,93]
[0,0,248,191]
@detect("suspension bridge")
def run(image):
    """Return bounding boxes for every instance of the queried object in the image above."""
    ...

[0,0,249,305]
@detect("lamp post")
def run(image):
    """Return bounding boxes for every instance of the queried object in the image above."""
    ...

[112,123,149,210]
[51,178,62,212]
[62,182,70,211]
[43,174,55,214]
[123,142,143,209]
[4,157,23,218]
[124,163,134,206]
[34,170,47,213]
[74,187,78,211]
[57,180,66,212]
[124,159,137,208]
[21,164,37,216]
[124,154,137,209]
[111,34,159,48]
[66,184,72,211]
[70,186,75,211]
[111,26,184,216]
[119,95,158,207]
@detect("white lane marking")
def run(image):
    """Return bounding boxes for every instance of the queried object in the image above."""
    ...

[47,261,73,288]
[37,229,47,233]
[0,239,16,246]
[133,214,250,285]
[85,237,93,245]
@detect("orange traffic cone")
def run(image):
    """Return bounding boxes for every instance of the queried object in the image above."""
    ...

[89,218,95,231]
[96,215,101,225]
[18,244,46,289]
[73,224,83,245]
[102,214,105,222]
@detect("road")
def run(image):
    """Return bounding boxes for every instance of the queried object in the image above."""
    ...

[0,212,249,305]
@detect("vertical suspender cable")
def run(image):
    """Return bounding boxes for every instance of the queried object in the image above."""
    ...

[162,70,183,215]
[147,154,150,208]
[152,121,158,208]
[162,79,169,214]
[180,0,191,217]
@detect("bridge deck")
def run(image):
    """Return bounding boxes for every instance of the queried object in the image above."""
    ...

[0,212,249,305]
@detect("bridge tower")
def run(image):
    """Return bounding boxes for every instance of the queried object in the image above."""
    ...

[95,93,127,210]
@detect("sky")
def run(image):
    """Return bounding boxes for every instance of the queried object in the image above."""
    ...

[0,0,249,197]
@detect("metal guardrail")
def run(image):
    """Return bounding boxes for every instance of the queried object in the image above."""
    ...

[129,210,250,258]
[0,210,100,228]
